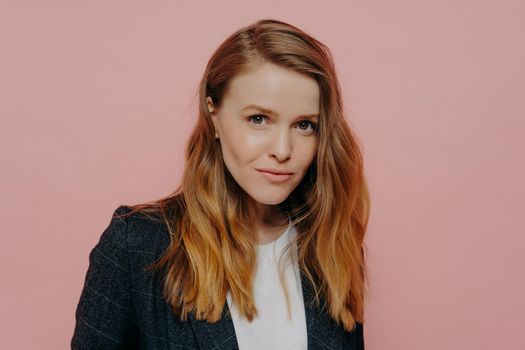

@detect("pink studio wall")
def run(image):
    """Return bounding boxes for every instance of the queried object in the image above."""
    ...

[1,1,523,349]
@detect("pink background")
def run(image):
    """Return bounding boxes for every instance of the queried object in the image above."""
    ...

[1,1,524,349]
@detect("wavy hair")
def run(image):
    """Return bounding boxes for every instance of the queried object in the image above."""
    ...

[118,19,370,332]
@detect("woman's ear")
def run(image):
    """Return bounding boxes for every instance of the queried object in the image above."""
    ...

[206,96,215,115]
[206,96,219,139]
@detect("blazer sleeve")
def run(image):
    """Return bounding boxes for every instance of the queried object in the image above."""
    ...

[355,322,364,350]
[345,321,365,349]
[71,206,138,349]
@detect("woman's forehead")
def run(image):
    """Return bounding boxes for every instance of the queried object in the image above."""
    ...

[223,62,320,115]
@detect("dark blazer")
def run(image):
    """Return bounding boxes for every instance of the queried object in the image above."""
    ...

[71,205,365,349]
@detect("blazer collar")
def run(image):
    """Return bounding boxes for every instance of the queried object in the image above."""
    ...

[188,271,345,350]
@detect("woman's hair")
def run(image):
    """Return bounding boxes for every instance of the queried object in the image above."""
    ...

[118,18,370,332]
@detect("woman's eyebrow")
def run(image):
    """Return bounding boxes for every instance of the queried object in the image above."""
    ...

[241,104,319,120]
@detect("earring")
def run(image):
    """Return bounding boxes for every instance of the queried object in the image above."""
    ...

[215,131,219,139]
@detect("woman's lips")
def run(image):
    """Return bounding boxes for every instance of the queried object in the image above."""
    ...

[256,169,293,183]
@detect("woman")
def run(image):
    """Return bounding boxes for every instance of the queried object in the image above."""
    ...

[72,19,370,350]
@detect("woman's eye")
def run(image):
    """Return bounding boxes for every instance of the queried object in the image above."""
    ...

[246,114,318,134]
[247,114,268,126]
[297,120,318,133]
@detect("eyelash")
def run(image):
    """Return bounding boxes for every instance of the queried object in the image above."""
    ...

[246,114,318,133]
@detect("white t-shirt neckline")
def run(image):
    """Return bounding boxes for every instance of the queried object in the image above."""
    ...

[226,217,308,349]
[256,216,293,250]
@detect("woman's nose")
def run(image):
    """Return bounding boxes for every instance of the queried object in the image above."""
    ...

[268,129,292,161]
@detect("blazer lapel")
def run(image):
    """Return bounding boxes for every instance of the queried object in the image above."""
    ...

[188,271,345,350]
[301,272,345,349]
[188,302,239,350]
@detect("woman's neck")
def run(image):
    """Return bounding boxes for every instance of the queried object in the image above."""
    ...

[246,200,289,245]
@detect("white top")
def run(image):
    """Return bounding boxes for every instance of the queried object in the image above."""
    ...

[226,217,308,350]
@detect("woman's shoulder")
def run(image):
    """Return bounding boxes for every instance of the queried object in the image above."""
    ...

[108,204,172,259]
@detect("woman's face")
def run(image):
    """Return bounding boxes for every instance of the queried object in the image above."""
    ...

[207,61,320,206]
